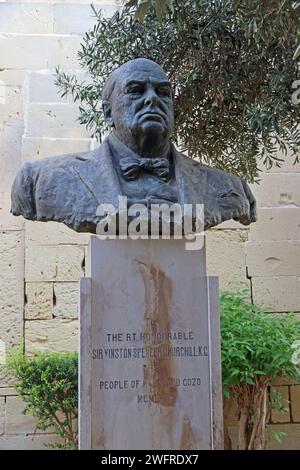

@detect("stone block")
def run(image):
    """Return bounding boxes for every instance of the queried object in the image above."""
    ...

[246,241,300,277]
[25,220,90,246]
[53,4,119,34]
[25,318,78,353]
[266,424,300,450]
[206,229,250,291]
[0,34,82,70]
[25,282,53,319]
[213,219,249,230]
[0,231,24,346]
[26,70,68,104]
[25,244,85,281]
[0,114,23,227]
[272,376,300,387]
[53,282,78,318]
[252,276,300,312]
[250,174,300,208]
[270,386,290,424]
[0,69,27,88]
[0,191,24,231]
[25,69,88,104]
[0,116,23,190]
[0,433,62,450]
[0,388,16,396]
[267,160,300,173]
[22,136,92,162]
[0,85,22,121]
[250,208,300,241]
[5,396,36,434]
[0,3,54,34]
[0,89,23,215]
[290,385,300,422]
[0,368,16,389]
[0,398,4,435]
[25,103,90,139]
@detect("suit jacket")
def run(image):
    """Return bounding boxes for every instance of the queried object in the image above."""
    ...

[11,137,256,232]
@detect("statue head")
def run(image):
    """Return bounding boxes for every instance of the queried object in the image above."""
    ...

[102,58,174,157]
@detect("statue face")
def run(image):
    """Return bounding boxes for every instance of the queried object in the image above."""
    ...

[105,60,174,148]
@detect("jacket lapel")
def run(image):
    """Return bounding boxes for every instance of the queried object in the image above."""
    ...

[173,146,208,206]
[71,138,122,210]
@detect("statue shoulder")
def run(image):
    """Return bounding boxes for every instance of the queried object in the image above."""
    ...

[183,156,241,183]
[200,163,257,226]
[175,151,257,225]
[28,149,94,173]
[10,149,95,219]
[178,153,249,188]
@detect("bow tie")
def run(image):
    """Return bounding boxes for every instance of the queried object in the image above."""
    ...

[119,156,170,182]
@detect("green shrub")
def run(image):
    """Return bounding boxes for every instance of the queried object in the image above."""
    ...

[220,290,300,449]
[6,346,78,450]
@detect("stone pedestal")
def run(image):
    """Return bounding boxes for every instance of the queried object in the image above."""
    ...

[79,236,223,450]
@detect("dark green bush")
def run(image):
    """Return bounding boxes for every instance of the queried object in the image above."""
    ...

[6,347,78,450]
[221,290,300,392]
[220,290,300,449]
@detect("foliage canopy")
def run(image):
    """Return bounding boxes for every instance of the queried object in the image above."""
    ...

[56,0,300,182]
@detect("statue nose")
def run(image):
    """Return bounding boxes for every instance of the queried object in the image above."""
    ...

[144,91,159,106]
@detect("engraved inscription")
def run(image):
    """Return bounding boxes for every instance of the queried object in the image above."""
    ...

[92,329,208,404]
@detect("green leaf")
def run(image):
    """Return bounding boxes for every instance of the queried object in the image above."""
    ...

[273,431,288,444]
[124,0,140,7]
[293,43,300,61]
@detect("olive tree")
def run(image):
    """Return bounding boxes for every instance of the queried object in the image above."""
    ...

[56,0,300,181]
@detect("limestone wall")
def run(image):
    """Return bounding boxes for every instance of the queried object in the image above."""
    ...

[0,1,299,450]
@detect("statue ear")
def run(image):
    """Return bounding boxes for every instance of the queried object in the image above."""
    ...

[102,100,114,127]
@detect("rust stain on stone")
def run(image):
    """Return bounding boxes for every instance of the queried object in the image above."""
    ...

[94,434,105,449]
[135,260,177,407]
[180,415,197,449]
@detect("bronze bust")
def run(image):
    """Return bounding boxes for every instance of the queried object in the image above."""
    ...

[11,58,256,233]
